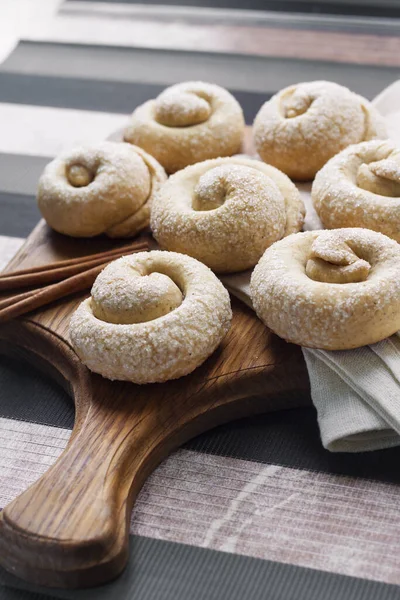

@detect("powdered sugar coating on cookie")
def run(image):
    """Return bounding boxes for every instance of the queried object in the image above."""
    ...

[69,251,232,383]
[124,81,245,174]
[37,141,167,238]
[150,157,305,273]
[250,228,400,350]
[253,81,388,181]
[312,139,400,242]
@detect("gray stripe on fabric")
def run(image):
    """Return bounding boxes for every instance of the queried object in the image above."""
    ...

[0,587,59,600]
[1,350,400,484]
[0,154,47,237]
[2,535,400,600]
[0,74,267,124]
[0,355,74,429]
[0,193,41,238]
[2,41,398,98]
[60,2,400,36]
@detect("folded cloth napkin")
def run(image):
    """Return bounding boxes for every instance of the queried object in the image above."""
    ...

[221,80,400,453]
[303,340,400,452]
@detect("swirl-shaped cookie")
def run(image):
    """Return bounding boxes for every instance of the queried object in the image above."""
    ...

[69,251,232,383]
[253,81,388,181]
[312,140,400,242]
[123,81,245,174]
[150,157,305,273]
[250,228,400,350]
[37,141,166,238]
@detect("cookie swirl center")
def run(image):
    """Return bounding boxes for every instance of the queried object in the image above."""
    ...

[357,158,400,198]
[91,262,183,324]
[66,163,94,188]
[154,90,211,127]
[283,89,313,119]
[192,165,232,211]
[306,231,371,284]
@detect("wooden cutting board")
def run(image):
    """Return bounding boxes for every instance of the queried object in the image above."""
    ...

[0,184,310,589]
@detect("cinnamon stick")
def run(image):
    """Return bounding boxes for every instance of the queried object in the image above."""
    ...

[0,289,37,311]
[0,241,148,291]
[0,261,112,323]
[0,238,147,323]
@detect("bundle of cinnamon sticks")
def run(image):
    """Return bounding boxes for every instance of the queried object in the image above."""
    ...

[0,239,149,323]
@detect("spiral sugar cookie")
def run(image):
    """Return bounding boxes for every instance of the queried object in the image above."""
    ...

[250,228,400,350]
[253,81,388,181]
[123,81,245,173]
[312,140,400,242]
[37,141,166,238]
[150,157,304,273]
[69,251,232,383]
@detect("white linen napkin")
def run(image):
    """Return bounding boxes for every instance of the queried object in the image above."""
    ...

[221,80,400,453]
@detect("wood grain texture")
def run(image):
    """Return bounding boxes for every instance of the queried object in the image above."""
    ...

[0,213,310,587]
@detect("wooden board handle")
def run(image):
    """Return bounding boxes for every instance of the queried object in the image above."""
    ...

[0,306,310,589]
[0,325,160,588]
[0,376,151,587]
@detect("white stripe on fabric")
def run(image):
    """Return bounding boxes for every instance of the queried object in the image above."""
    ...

[0,235,24,271]
[0,103,128,157]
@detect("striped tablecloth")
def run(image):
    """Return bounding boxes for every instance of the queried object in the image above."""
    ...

[1,2,400,599]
